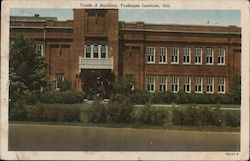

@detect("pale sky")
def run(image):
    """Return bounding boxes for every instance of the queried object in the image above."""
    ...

[10,8,241,26]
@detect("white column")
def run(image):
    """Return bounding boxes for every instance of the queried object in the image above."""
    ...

[98,45,101,58]
[106,45,108,58]
[90,45,94,58]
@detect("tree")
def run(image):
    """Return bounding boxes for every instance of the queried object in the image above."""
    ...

[9,35,50,107]
[230,76,241,104]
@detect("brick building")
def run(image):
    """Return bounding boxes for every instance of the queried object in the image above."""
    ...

[10,9,241,97]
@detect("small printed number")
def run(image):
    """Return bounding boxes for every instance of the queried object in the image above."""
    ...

[225,152,239,156]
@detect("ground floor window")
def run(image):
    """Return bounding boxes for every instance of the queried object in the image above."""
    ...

[218,77,225,93]
[207,77,214,93]
[127,75,135,91]
[55,74,64,90]
[183,77,191,93]
[172,76,179,93]
[195,77,203,93]
[159,76,167,92]
[146,76,155,92]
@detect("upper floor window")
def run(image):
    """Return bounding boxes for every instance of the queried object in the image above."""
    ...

[171,47,179,64]
[183,48,191,64]
[206,77,214,93]
[194,48,202,64]
[195,77,203,93]
[146,76,155,92]
[159,47,167,63]
[85,45,91,58]
[55,74,64,90]
[147,47,155,63]
[218,48,225,65]
[183,76,191,93]
[172,76,179,93]
[206,48,214,64]
[159,76,167,92]
[84,44,108,58]
[101,45,107,58]
[36,44,44,57]
[218,77,225,94]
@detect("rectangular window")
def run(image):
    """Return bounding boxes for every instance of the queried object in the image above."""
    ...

[36,44,44,57]
[101,45,107,58]
[127,75,135,91]
[172,76,179,93]
[218,77,225,93]
[159,76,167,92]
[147,47,155,63]
[195,77,203,93]
[206,48,214,64]
[194,48,202,64]
[171,47,179,63]
[207,77,214,93]
[85,45,91,58]
[93,45,99,58]
[218,48,225,65]
[183,77,191,93]
[146,76,155,92]
[55,74,64,90]
[183,48,191,64]
[159,47,167,63]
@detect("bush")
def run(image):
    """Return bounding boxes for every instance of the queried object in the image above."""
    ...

[80,100,107,123]
[9,103,27,121]
[221,110,240,127]
[26,104,81,122]
[41,90,84,104]
[130,104,169,125]
[106,94,134,123]
[172,106,222,126]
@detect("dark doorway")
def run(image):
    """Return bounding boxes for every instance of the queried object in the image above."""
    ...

[80,69,114,99]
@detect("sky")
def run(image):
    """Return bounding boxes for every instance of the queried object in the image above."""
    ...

[10,8,241,26]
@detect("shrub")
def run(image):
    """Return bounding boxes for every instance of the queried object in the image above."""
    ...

[80,101,107,123]
[9,103,27,121]
[41,90,84,104]
[60,79,71,91]
[131,105,169,125]
[26,104,81,122]
[221,110,240,127]
[106,94,134,123]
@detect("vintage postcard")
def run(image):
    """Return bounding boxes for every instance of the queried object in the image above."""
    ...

[1,0,249,160]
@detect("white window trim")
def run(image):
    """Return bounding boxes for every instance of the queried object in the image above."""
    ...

[172,76,179,93]
[183,77,191,93]
[55,74,64,90]
[171,47,179,64]
[36,44,44,57]
[194,48,202,65]
[217,48,226,65]
[218,77,226,94]
[206,48,214,65]
[183,48,191,64]
[85,44,108,59]
[146,47,155,64]
[206,77,214,94]
[147,76,155,92]
[195,77,203,94]
[159,47,167,64]
[159,76,167,92]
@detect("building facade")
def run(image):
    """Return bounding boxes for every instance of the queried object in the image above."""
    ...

[10,9,241,96]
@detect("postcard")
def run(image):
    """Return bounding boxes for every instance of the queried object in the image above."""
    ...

[1,0,249,160]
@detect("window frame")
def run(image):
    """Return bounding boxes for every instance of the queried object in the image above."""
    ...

[146,76,155,92]
[206,77,214,93]
[218,77,225,94]
[146,47,155,64]
[55,74,64,90]
[159,76,167,92]
[183,48,191,64]
[195,77,203,93]
[217,48,225,65]
[171,76,179,93]
[159,47,167,64]
[206,48,214,65]
[171,47,179,64]
[183,76,191,93]
[194,48,202,65]
[36,44,44,57]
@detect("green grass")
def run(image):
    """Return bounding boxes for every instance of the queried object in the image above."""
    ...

[10,120,240,132]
